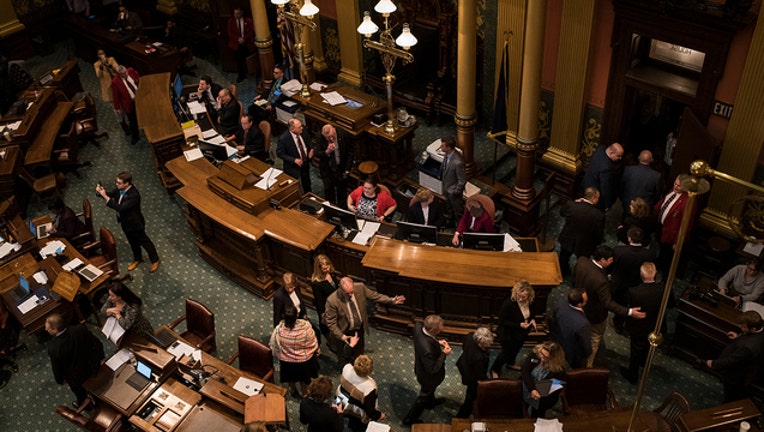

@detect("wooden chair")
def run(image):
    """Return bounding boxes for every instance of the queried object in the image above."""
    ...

[465,193,496,224]
[560,368,619,416]
[70,198,95,250]
[227,335,274,382]
[82,226,119,279]
[230,84,244,119]
[653,391,690,432]
[18,166,59,211]
[473,379,526,418]
[258,120,271,159]
[71,94,108,148]
[167,298,216,353]
[54,397,126,432]
[54,121,92,178]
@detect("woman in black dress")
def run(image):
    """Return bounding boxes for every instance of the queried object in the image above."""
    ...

[521,341,566,418]
[456,327,494,418]
[406,187,445,228]
[310,254,340,336]
[617,197,656,244]
[491,281,536,376]
[299,376,344,432]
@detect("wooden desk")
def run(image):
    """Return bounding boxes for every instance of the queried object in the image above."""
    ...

[2,87,57,150]
[451,410,669,432]
[36,233,109,298]
[0,145,20,199]
[135,73,185,194]
[0,253,74,332]
[24,101,73,171]
[293,85,385,136]
[46,60,83,100]
[679,398,760,432]
[0,215,37,267]
[129,379,202,432]
[361,237,562,341]
[175,403,244,432]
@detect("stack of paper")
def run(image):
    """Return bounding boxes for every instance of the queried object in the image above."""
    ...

[281,79,303,96]
[351,221,380,246]
[320,91,347,106]
[187,100,207,115]
[39,240,66,258]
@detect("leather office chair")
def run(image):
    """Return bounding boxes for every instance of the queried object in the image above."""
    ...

[167,298,216,353]
[82,226,120,279]
[560,368,619,416]
[465,194,497,229]
[18,166,59,211]
[473,379,527,419]
[653,391,690,432]
[259,120,271,160]
[54,122,92,178]
[55,396,126,432]
[70,198,95,250]
[71,94,108,148]
[8,61,34,92]
[227,335,274,382]
[230,84,244,119]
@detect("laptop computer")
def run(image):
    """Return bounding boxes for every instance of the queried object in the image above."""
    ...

[147,327,177,349]
[76,263,104,283]
[13,275,33,304]
[126,360,153,392]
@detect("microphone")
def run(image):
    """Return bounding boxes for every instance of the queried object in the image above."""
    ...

[265,168,275,191]
[177,96,190,121]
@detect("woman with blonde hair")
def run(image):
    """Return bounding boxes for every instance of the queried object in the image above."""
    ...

[311,254,341,336]
[406,187,444,227]
[521,341,566,418]
[491,281,536,376]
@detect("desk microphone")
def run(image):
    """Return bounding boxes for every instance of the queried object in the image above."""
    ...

[265,168,276,191]
[177,96,190,122]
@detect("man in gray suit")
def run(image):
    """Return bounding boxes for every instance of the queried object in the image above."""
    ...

[439,136,466,225]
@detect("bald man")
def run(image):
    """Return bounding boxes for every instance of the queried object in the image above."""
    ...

[315,124,354,206]
[583,142,623,211]
[621,149,662,215]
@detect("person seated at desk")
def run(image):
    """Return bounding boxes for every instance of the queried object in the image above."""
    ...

[216,87,240,136]
[224,114,267,162]
[347,178,397,223]
[101,281,154,340]
[451,198,494,247]
[48,198,85,241]
[706,311,764,402]
[406,187,444,228]
[718,258,764,305]
[251,64,286,114]
[197,75,222,117]
[521,341,566,418]
[114,5,143,34]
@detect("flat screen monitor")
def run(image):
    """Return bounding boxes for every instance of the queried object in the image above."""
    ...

[395,221,437,244]
[171,73,183,111]
[198,142,230,161]
[136,360,152,380]
[462,232,505,251]
[322,203,357,231]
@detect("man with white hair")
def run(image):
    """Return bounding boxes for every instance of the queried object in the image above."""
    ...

[111,64,140,144]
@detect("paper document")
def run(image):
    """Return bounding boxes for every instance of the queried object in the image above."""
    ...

[167,340,195,359]
[255,167,283,190]
[309,82,327,92]
[534,418,563,432]
[39,240,66,258]
[101,316,126,345]
[202,128,219,139]
[365,421,391,432]
[535,378,565,396]
[282,100,298,108]
[202,135,227,145]
[281,79,303,96]
[63,258,84,271]
[743,301,764,319]
[503,234,522,252]
[5,120,22,131]
[105,348,132,371]
[463,181,481,198]
[17,295,39,314]
[233,376,264,396]
[321,91,347,106]
[0,242,13,259]
[352,221,380,246]
[32,271,48,285]
[184,148,203,161]
[187,100,207,114]
[743,241,764,257]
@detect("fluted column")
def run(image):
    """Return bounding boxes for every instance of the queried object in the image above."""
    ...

[310,17,326,72]
[496,0,527,146]
[541,0,597,182]
[251,0,275,85]
[301,13,315,84]
[455,0,478,177]
[700,10,764,236]
[335,0,362,86]
[0,0,32,59]
[156,0,178,15]
[512,0,546,200]
[0,0,24,39]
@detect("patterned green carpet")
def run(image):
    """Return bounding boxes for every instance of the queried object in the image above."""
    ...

[0,42,728,431]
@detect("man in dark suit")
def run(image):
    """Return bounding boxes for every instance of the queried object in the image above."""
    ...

[551,289,592,369]
[583,142,623,211]
[610,227,657,333]
[216,88,240,136]
[403,315,452,426]
[272,272,307,326]
[114,5,143,33]
[196,75,223,118]
[621,262,664,384]
[226,8,255,82]
[277,117,314,193]
[96,171,160,273]
[111,65,140,144]
[707,311,764,402]
[576,245,645,367]
[558,187,605,276]
[324,277,404,368]
[315,124,354,206]
[226,114,267,162]
[654,175,696,275]
[439,136,466,225]
[45,313,104,408]
[621,150,662,214]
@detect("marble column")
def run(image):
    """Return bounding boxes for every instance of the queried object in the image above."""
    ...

[334,0,362,86]
[251,0,274,86]
[455,0,478,177]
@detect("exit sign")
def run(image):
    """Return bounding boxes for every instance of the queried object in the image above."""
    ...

[712,101,733,119]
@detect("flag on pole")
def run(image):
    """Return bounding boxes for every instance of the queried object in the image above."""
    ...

[490,38,510,136]
[278,13,296,77]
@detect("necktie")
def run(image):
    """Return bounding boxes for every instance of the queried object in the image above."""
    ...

[296,134,307,161]
[348,296,361,330]
[238,19,243,38]
[659,192,678,223]
[124,77,137,99]
[441,154,449,175]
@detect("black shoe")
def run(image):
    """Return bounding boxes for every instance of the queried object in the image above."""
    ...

[619,366,638,385]
[0,370,10,389]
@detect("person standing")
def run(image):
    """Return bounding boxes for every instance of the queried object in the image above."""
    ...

[311,255,341,337]
[550,289,592,369]
[576,245,645,367]
[273,272,307,327]
[93,49,118,102]
[456,327,493,419]
[45,313,104,408]
[300,376,344,432]
[521,342,566,418]
[706,311,764,402]
[337,355,385,432]
[227,8,255,83]
[491,281,536,376]
[111,65,141,144]
[621,150,662,213]
[324,277,405,368]
[654,175,695,275]
[621,262,664,385]
[270,305,319,398]
[558,187,605,276]
[610,227,656,334]
[582,142,623,211]
[277,118,313,193]
[96,171,160,272]
[403,315,452,426]
[439,136,466,225]
[315,124,354,206]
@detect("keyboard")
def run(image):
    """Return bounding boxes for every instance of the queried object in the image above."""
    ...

[153,328,177,348]
[126,371,150,391]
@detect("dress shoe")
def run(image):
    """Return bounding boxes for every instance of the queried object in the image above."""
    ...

[127,261,142,271]
[619,366,638,385]
[149,260,160,273]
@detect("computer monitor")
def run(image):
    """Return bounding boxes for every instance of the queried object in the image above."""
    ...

[136,360,152,380]
[171,73,183,111]
[395,221,437,244]
[462,232,505,251]
[322,203,358,231]
[198,142,231,161]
